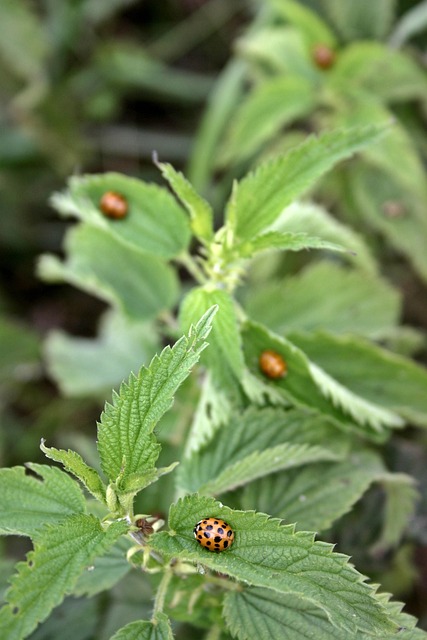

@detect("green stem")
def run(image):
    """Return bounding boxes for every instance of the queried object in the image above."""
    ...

[205,625,222,640]
[176,251,207,284]
[152,567,173,619]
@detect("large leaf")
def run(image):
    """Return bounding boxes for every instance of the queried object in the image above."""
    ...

[245,261,400,338]
[51,172,191,259]
[73,538,132,597]
[288,331,427,428]
[44,310,159,397]
[0,465,85,537]
[97,307,217,491]
[150,495,396,636]
[0,515,128,640]
[178,407,348,495]
[226,125,388,241]
[38,225,179,320]
[110,613,173,640]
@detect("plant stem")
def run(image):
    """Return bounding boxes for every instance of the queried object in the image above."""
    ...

[177,251,207,284]
[152,566,173,618]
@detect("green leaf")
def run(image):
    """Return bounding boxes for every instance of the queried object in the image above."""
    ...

[0,0,48,81]
[267,200,378,274]
[150,495,396,636]
[97,307,217,490]
[390,0,427,47]
[40,441,106,504]
[238,230,345,258]
[288,331,427,428]
[179,287,244,385]
[245,261,400,338]
[51,172,191,259]
[73,538,132,597]
[227,125,388,241]
[110,613,173,640]
[372,473,419,552]
[269,0,337,47]
[224,587,423,640]
[178,408,347,495]
[0,465,85,537]
[44,310,159,398]
[241,321,402,438]
[155,160,213,242]
[220,76,316,164]
[322,0,396,41]
[0,515,128,640]
[0,317,40,384]
[37,225,179,321]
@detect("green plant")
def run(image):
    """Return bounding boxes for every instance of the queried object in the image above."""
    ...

[1,124,427,638]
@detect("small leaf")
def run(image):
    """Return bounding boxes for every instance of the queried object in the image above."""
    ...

[0,465,85,537]
[155,160,213,242]
[245,261,400,338]
[40,441,106,504]
[150,495,396,636]
[180,287,244,385]
[37,225,179,321]
[374,473,419,551]
[97,307,217,490]
[226,125,388,241]
[51,172,191,259]
[238,230,345,258]
[0,515,128,640]
[110,613,174,640]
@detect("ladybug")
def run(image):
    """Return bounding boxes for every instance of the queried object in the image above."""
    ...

[312,43,336,70]
[193,518,234,552]
[99,191,128,219]
[259,349,287,380]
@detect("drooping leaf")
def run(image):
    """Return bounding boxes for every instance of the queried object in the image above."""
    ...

[226,125,388,241]
[288,331,427,428]
[0,515,128,640]
[155,160,213,242]
[38,225,179,321]
[44,310,159,397]
[50,172,191,259]
[179,287,244,385]
[0,465,85,537]
[97,307,217,491]
[40,441,106,504]
[150,495,396,636]
[178,407,348,495]
[73,538,132,597]
[245,261,400,338]
[110,613,173,640]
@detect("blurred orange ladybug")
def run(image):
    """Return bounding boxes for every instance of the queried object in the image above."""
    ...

[312,43,336,70]
[259,350,287,379]
[194,518,234,552]
[99,191,128,219]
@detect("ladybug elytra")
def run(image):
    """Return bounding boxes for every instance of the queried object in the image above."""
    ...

[312,43,336,70]
[193,518,234,552]
[259,349,287,380]
[99,191,128,219]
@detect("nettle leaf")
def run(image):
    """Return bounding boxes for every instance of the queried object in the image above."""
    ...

[150,495,396,636]
[73,537,132,597]
[245,261,400,338]
[224,587,421,640]
[238,450,402,534]
[38,225,178,321]
[180,287,244,385]
[110,613,173,640]
[51,172,191,258]
[220,76,316,165]
[155,160,213,242]
[226,125,388,241]
[164,574,223,628]
[373,473,419,552]
[269,0,337,47]
[178,408,348,495]
[97,307,217,491]
[40,441,106,504]
[238,231,345,259]
[44,310,159,398]
[0,515,128,640]
[267,200,378,274]
[242,321,402,439]
[289,331,427,428]
[0,464,85,537]
[322,0,396,41]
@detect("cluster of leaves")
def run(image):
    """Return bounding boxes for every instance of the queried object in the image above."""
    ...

[1,118,427,639]
[189,0,427,284]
